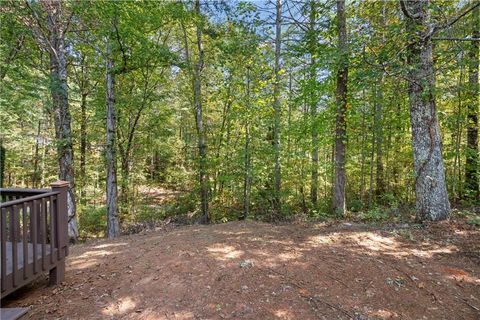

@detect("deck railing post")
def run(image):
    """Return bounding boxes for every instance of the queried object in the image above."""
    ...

[50,181,69,259]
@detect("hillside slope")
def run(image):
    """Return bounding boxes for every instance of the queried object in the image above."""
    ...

[3,220,479,319]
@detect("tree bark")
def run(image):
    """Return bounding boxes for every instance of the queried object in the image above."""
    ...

[0,142,5,188]
[452,58,465,201]
[375,2,387,198]
[105,37,120,238]
[360,93,367,204]
[272,0,282,217]
[79,92,87,205]
[242,68,252,220]
[309,0,319,207]
[193,0,209,223]
[465,2,479,198]
[401,0,450,221]
[332,0,348,215]
[45,1,78,240]
[32,120,41,188]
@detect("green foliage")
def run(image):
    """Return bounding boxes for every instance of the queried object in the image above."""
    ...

[79,206,107,238]
[349,199,364,213]
[0,0,477,236]
[466,216,480,227]
[359,207,390,222]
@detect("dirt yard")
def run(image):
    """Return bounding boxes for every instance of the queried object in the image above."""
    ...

[2,219,479,319]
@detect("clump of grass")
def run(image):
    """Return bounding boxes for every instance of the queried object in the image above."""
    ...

[398,229,415,241]
[466,216,480,227]
[359,207,390,222]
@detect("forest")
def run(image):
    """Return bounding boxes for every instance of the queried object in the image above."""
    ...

[0,0,479,240]
[1,0,479,319]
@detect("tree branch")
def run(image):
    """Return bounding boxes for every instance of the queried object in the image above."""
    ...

[432,37,480,41]
[431,2,480,36]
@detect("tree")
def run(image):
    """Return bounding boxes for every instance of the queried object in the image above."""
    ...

[272,0,283,218]
[105,26,120,239]
[332,0,348,215]
[465,1,479,199]
[374,2,386,198]
[181,0,209,223]
[27,0,79,240]
[1,0,478,233]
[0,142,5,188]
[400,0,450,221]
[308,0,319,206]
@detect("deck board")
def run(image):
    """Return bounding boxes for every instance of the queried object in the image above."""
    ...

[0,307,29,320]
[3,242,51,275]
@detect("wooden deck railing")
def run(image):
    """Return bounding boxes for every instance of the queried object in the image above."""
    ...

[1,181,69,299]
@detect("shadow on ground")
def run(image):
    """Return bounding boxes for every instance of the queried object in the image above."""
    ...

[2,220,479,319]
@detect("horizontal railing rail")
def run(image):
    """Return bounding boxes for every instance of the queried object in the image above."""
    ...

[0,191,59,208]
[1,189,51,203]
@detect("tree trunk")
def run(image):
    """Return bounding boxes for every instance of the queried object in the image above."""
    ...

[213,82,232,198]
[32,120,41,188]
[368,98,375,208]
[374,77,385,198]
[105,38,120,238]
[46,1,78,241]
[309,0,319,207]
[375,3,386,198]
[193,0,209,223]
[242,68,252,220]
[452,58,465,202]
[401,0,450,221]
[79,92,87,205]
[272,0,282,217]
[332,0,348,215]
[465,2,479,199]
[360,92,367,204]
[0,142,5,188]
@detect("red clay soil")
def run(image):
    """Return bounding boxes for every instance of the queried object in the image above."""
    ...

[2,220,479,319]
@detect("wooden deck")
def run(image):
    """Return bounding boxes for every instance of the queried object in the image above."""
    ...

[1,181,69,300]
[4,241,52,275]
[1,307,29,320]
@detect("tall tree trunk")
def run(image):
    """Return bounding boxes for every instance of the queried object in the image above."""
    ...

[332,0,348,215]
[375,2,386,198]
[309,0,319,206]
[452,58,465,202]
[368,98,376,208]
[374,79,384,198]
[120,157,129,213]
[465,2,479,199]
[272,0,282,217]
[79,92,87,205]
[46,1,78,240]
[242,68,252,220]
[105,38,120,238]
[360,92,367,204]
[32,120,41,188]
[0,142,5,188]
[193,0,209,223]
[213,82,232,198]
[401,0,450,221]
[286,70,293,162]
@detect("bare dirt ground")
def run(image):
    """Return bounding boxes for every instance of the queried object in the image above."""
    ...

[2,219,479,319]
